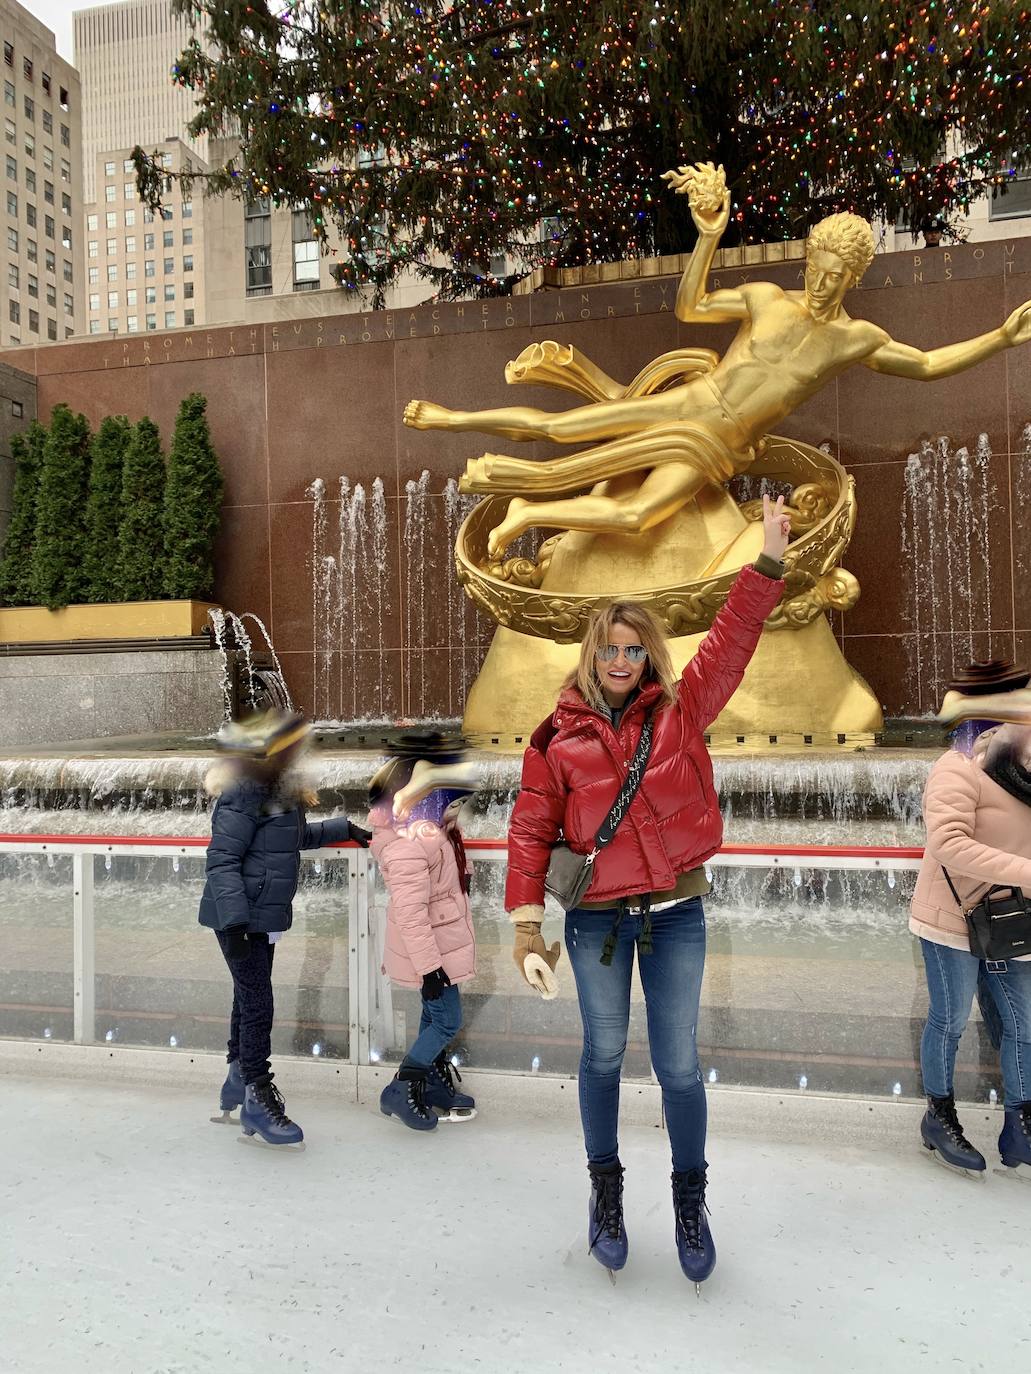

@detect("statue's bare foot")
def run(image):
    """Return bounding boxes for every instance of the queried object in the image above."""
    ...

[487,498,531,559]
[403,400,458,430]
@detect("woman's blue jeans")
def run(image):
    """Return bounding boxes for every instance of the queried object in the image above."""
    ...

[565,898,707,1173]
[405,984,463,1068]
[919,937,1031,1106]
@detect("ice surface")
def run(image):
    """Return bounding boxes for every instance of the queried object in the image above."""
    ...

[1,1071,1024,1374]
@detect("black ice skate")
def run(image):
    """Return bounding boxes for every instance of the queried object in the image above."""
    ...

[920,1093,986,1179]
[210,1058,245,1124]
[423,1054,477,1121]
[239,1073,305,1150]
[997,1101,1031,1180]
[587,1161,628,1283]
[672,1166,716,1295]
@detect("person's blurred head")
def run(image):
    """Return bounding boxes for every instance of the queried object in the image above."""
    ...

[367,732,476,827]
[215,709,310,783]
[942,659,1031,755]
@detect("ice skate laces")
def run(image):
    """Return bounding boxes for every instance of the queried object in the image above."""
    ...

[256,1078,293,1127]
[435,1058,462,1098]
[934,1097,976,1149]
[406,1075,433,1119]
[673,1167,710,1250]
[589,1166,625,1240]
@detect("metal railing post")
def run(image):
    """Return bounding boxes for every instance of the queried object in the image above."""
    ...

[72,852,95,1044]
[355,848,373,1064]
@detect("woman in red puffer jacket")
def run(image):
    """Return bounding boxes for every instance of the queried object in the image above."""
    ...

[506,494,789,1287]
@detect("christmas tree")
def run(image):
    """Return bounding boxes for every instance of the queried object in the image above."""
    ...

[136,1,1031,302]
[0,421,46,607]
[31,405,92,612]
[162,393,225,601]
[115,418,167,602]
[83,416,132,604]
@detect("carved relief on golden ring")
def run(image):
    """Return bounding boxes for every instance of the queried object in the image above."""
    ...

[454,435,858,643]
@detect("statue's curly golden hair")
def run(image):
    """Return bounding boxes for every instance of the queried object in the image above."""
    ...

[807,213,875,282]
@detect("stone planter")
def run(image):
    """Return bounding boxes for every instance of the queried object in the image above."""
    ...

[0,600,218,644]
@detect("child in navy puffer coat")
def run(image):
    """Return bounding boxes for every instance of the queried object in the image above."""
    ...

[200,710,370,1147]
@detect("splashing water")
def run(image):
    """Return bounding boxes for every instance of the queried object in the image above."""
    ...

[404,471,431,718]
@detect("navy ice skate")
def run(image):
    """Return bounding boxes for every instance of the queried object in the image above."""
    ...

[424,1055,476,1121]
[673,1166,716,1293]
[210,1058,245,1124]
[239,1074,304,1149]
[379,1065,438,1131]
[920,1094,986,1178]
[587,1161,628,1280]
[997,1101,1031,1178]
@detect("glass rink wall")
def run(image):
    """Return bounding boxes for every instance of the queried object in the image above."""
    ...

[0,835,1006,1103]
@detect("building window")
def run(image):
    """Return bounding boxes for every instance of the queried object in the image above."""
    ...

[44,180,54,204]
[105,185,115,203]
[184,279,194,299]
[24,168,35,194]
[106,237,116,255]
[184,309,194,326]
[182,228,193,245]
[63,292,73,313]
[160,152,172,169]
[105,211,116,229]
[23,96,33,121]
[23,57,32,81]
[107,290,118,309]
[163,257,174,274]
[4,117,14,144]
[27,273,37,297]
[25,202,36,228]
[125,208,135,227]
[87,213,98,231]
[108,318,118,332]
[182,200,192,219]
[125,235,136,254]
[60,158,70,182]
[123,182,134,200]
[146,314,156,330]
[245,198,272,294]
[88,239,98,258]
[164,283,175,301]
[43,146,52,171]
[47,318,56,340]
[143,207,154,223]
[8,300,18,323]
[60,192,70,216]
[164,310,176,328]
[293,211,320,289]
[46,248,56,273]
[26,237,35,263]
[125,261,136,280]
[28,308,38,332]
[89,320,100,334]
[183,254,193,273]
[7,226,17,251]
[127,315,138,332]
[41,71,50,93]
[89,293,99,310]
[59,88,69,111]
[42,109,51,134]
[107,264,117,282]
[61,225,71,249]
[6,263,16,287]
[60,124,69,148]
[163,229,173,248]
[144,259,154,277]
[12,399,23,416]
[23,131,33,157]
[104,161,115,178]
[5,188,15,214]
[145,286,156,304]
[2,43,11,67]
[989,178,1031,221]
[4,153,14,178]
[123,158,135,174]
[144,233,154,250]
[126,288,137,306]
[88,266,98,284]
[45,282,55,307]
[4,81,15,108]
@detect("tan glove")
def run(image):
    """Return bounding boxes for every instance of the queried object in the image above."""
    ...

[513,918,562,1000]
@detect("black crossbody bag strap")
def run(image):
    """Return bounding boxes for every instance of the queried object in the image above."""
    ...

[587,711,656,860]
[941,865,988,912]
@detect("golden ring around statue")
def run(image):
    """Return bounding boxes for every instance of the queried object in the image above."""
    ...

[454,436,860,643]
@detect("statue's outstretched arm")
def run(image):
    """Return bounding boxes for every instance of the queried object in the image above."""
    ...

[663,161,749,325]
[866,300,1031,380]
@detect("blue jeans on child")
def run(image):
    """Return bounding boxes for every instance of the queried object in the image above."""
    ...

[920,937,1031,1106]
[405,983,463,1067]
[565,898,707,1173]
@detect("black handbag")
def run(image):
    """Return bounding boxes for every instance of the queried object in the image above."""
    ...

[941,867,1031,961]
[544,711,655,911]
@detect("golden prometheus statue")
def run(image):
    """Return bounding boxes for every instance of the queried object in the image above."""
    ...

[404,162,1031,739]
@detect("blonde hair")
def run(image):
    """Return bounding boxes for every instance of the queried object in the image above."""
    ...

[807,212,875,282]
[565,601,676,712]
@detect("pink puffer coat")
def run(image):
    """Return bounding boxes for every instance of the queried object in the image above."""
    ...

[371,818,477,989]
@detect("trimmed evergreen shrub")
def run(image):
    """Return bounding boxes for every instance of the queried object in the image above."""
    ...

[82,415,132,604]
[31,404,92,611]
[0,420,46,607]
[115,417,167,601]
[162,392,224,600]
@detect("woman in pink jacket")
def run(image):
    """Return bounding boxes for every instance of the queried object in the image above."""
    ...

[368,745,478,1131]
[911,721,1031,1178]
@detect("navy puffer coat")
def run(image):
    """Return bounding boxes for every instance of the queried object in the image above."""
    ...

[198,770,353,934]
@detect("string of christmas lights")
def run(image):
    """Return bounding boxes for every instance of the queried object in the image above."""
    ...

[131,1,1031,303]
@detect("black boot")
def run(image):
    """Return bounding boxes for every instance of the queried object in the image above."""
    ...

[587,1160,628,1275]
[920,1093,986,1176]
[672,1165,716,1290]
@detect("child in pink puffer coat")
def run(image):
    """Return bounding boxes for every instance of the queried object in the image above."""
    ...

[369,745,478,1131]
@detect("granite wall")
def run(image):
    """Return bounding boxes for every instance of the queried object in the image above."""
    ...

[2,236,1029,724]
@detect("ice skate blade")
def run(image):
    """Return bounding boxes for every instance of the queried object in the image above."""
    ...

[238,1132,305,1152]
[994,1161,1031,1181]
[922,1143,986,1180]
[209,1109,240,1124]
[435,1107,477,1122]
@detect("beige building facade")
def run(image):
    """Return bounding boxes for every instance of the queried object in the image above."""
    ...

[83,136,201,336]
[73,0,205,203]
[0,0,83,350]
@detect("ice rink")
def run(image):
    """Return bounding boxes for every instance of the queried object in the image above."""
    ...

[2,1063,1027,1374]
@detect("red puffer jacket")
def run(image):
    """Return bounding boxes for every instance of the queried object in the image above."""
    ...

[505,565,783,909]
